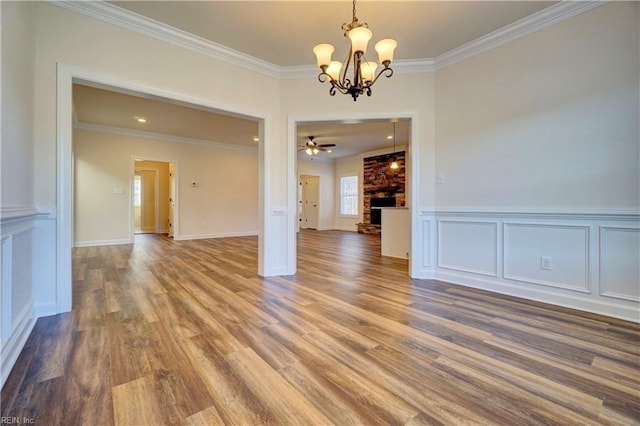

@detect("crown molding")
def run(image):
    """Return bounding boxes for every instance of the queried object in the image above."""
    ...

[435,1,606,70]
[51,0,606,78]
[50,0,281,79]
[74,122,258,153]
[280,58,435,80]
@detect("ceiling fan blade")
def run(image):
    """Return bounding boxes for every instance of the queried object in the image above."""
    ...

[318,143,336,148]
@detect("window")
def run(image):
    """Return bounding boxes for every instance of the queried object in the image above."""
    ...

[134,175,142,207]
[340,175,358,216]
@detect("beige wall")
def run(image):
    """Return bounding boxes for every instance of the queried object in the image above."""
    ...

[73,128,258,245]
[2,1,36,208]
[434,2,640,210]
[33,2,280,209]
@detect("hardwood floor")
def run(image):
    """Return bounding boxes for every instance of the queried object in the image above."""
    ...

[2,230,639,425]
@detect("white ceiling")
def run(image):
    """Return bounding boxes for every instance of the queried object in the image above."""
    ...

[73,1,558,159]
[108,1,556,67]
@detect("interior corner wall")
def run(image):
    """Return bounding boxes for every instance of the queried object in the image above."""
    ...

[74,128,258,245]
[297,159,335,231]
[434,2,639,211]
[431,2,640,321]
[1,0,38,388]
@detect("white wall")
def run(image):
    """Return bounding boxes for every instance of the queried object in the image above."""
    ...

[0,1,38,388]
[435,2,639,211]
[74,128,258,245]
[297,159,335,231]
[2,1,36,209]
[431,2,640,321]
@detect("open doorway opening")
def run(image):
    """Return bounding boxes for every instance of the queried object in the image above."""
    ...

[133,159,173,235]
[294,117,413,274]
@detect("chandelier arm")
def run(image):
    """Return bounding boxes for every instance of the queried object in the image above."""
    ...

[367,66,394,87]
[340,47,353,88]
[317,72,329,83]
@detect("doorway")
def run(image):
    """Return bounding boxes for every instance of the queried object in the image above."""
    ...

[133,159,173,236]
[290,115,417,276]
[300,175,320,230]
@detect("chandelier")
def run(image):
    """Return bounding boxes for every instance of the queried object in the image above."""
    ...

[313,0,397,102]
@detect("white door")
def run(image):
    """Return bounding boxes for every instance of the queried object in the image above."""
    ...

[301,175,319,230]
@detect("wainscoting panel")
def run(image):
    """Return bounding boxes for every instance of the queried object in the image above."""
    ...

[599,226,640,302]
[432,210,640,322]
[504,223,590,292]
[421,218,432,268]
[437,220,498,276]
[1,209,37,387]
[34,213,59,316]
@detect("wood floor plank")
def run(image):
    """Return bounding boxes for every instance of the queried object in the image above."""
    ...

[2,231,639,425]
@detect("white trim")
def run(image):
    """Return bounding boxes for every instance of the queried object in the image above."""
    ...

[435,1,606,69]
[280,58,436,80]
[74,239,133,248]
[50,0,604,78]
[50,0,281,79]
[1,299,35,388]
[288,111,420,278]
[503,222,591,293]
[1,236,12,341]
[433,208,640,221]
[437,219,499,277]
[436,269,639,323]
[0,206,39,222]
[174,231,258,241]
[599,225,640,302]
[75,122,258,153]
[58,63,273,315]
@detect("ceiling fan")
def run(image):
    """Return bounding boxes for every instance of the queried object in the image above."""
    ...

[298,136,336,155]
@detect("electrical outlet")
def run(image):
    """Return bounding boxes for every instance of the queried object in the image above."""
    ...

[540,256,552,270]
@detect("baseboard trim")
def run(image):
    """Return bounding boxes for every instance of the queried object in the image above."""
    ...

[74,238,133,247]
[1,300,36,388]
[435,270,640,323]
[175,231,258,241]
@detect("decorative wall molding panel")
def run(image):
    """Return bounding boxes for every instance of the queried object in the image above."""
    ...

[432,210,640,322]
[437,220,499,277]
[1,209,37,387]
[599,226,640,302]
[504,223,590,293]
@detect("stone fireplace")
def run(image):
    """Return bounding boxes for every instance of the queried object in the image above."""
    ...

[357,151,406,235]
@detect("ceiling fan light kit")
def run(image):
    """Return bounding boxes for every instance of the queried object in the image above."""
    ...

[313,0,397,102]
[300,136,336,156]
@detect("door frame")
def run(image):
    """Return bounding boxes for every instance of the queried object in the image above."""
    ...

[132,158,173,238]
[287,112,420,277]
[57,63,269,314]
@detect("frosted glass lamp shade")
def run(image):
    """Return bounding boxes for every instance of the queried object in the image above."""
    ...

[348,27,372,53]
[360,61,378,83]
[390,161,399,170]
[305,147,313,155]
[375,39,397,64]
[326,61,343,81]
[313,44,334,68]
